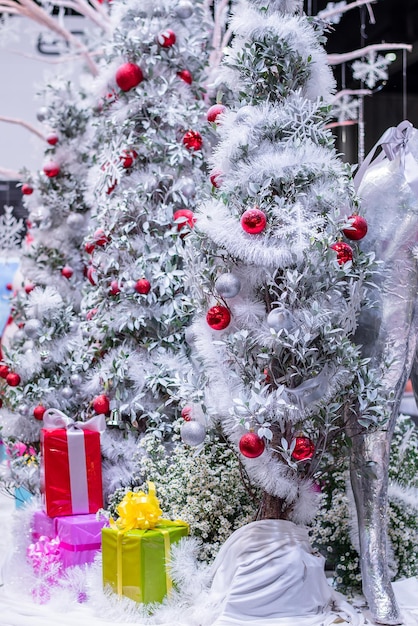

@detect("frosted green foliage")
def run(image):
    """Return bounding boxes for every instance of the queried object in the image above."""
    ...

[108,426,258,562]
[184,0,386,524]
[309,415,418,593]
[230,34,312,104]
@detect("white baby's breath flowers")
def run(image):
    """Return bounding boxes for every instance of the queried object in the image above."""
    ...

[108,422,258,563]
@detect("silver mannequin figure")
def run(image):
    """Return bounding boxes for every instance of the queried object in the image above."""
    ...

[351,121,418,625]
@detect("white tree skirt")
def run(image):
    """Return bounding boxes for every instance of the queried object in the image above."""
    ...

[0,490,417,626]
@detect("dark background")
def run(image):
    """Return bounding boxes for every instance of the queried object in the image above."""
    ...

[311,0,418,159]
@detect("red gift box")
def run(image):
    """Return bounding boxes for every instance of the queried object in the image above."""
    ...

[40,410,105,518]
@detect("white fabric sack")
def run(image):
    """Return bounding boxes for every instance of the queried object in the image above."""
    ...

[201,519,363,626]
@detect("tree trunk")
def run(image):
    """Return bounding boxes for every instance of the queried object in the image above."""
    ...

[258,491,293,520]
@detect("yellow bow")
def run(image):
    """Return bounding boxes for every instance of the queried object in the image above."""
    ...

[110,482,163,532]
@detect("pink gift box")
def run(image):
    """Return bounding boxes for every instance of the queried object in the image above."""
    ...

[55,514,107,568]
[31,510,56,541]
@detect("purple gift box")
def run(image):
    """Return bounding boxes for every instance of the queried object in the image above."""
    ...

[56,514,107,568]
[31,510,107,568]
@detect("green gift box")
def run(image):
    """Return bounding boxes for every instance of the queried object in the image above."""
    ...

[102,522,189,604]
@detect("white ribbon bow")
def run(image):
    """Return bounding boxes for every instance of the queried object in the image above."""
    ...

[43,408,106,433]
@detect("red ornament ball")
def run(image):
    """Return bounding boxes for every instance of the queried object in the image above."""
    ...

[92,394,110,415]
[61,266,74,279]
[6,283,12,291]
[120,149,138,169]
[239,432,265,458]
[182,130,203,151]
[206,305,231,330]
[109,280,121,296]
[6,372,21,387]
[106,181,118,195]
[43,161,60,178]
[207,104,226,123]
[157,29,176,47]
[115,62,144,92]
[177,69,193,84]
[46,133,59,146]
[181,406,192,421]
[174,209,196,230]
[85,240,95,254]
[87,266,98,286]
[21,184,33,195]
[342,214,368,241]
[263,368,271,384]
[94,228,110,246]
[24,283,35,294]
[210,170,223,188]
[86,308,97,320]
[135,278,151,294]
[331,241,353,265]
[33,404,46,421]
[0,364,9,379]
[241,208,267,234]
[291,436,315,462]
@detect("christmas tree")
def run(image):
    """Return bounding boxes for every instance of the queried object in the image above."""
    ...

[0,77,97,495]
[184,0,386,525]
[48,0,219,497]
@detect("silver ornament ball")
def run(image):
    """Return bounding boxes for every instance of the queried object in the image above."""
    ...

[62,387,73,399]
[66,213,85,229]
[36,107,48,122]
[24,318,42,338]
[175,1,193,19]
[123,280,137,294]
[179,177,196,198]
[234,105,254,125]
[18,404,29,416]
[70,373,82,386]
[215,273,241,298]
[180,421,206,446]
[267,308,295,332]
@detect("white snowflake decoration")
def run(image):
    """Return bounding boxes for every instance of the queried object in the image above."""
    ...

[275,201,326,257]
[318,1,347,25]
[332,94,360,123]
[352,51,391,89]
[0,205,25,255]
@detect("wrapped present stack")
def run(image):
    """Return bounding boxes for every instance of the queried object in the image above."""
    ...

[28,409,107,575]
[102,482,189,604]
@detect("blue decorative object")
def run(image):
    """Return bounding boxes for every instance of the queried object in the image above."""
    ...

[15,486,33,509]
